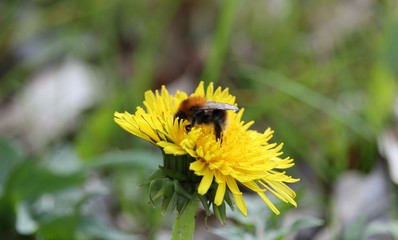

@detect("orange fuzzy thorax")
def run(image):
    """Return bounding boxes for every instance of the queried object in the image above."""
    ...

[177,96,207,113]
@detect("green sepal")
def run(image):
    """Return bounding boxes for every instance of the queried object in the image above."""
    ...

[148,180,158,205]
[161,181,175,215]
[223,191,234,211]
[149,181,165,204]
[176,195,189,213]
[213,202,227,225]
[143,169,167,185]
[159,166,188,181]
[169,193,178,214]
[197,194,211,216]
[174,180,194,200]
[219,202,226,223]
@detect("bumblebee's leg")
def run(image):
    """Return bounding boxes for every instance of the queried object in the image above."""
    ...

[213,121,222,140]
[212,110,227,141]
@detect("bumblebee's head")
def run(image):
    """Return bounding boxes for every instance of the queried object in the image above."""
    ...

[173,111,187,122]
[174,111,192,133]
[174,96,205,124]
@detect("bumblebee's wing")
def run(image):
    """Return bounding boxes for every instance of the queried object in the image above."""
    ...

[202,101,239,111]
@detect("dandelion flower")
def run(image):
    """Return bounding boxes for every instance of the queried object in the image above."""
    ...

[114,82,299,219]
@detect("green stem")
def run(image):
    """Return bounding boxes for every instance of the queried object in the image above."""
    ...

[171,200,199,240]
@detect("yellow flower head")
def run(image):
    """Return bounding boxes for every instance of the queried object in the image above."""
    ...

[114,82,299,217]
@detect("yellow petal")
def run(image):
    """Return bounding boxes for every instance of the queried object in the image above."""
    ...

[233,193,247,216]
[206,82,214,99]
[197,169,213,195]
[225,176,242,195]
[257,192,280,215]
[194,81,205,96]
[214,181,226,205]
[189,160,206,172]
[157,142,186,155]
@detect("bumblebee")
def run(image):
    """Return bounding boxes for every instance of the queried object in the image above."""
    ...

[174,96,239,140]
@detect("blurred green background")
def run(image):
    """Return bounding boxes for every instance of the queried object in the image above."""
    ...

[1,0,398,239]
